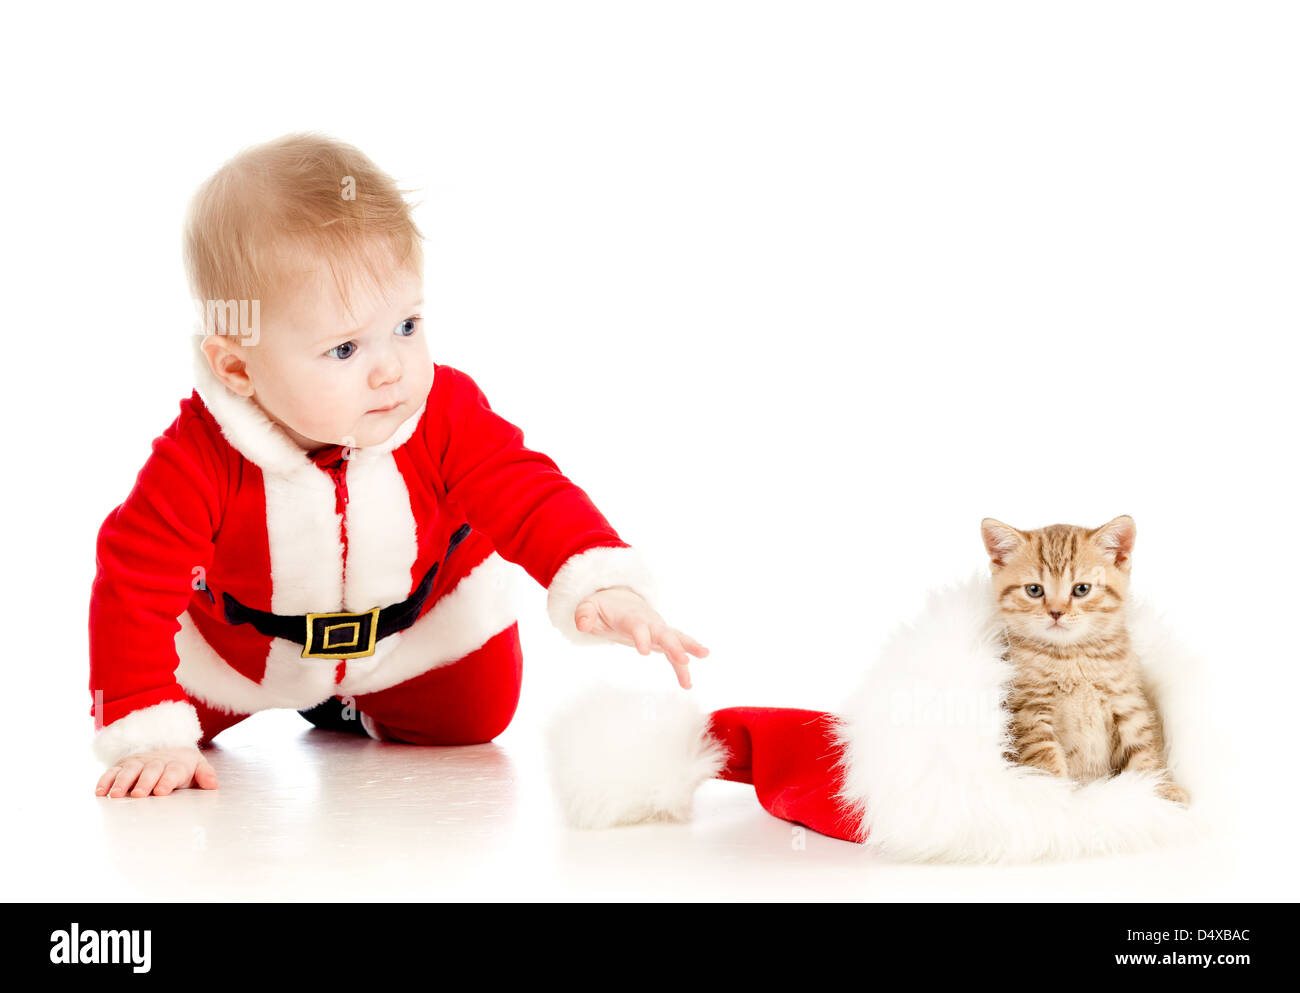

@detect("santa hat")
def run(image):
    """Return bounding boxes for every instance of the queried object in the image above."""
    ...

[545,573,1225,863]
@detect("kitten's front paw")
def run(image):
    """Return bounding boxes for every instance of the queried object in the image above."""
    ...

[1015,742,1070,780]
[1157,782,1190,806]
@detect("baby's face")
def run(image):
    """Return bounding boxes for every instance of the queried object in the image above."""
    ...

[224,257,433,452]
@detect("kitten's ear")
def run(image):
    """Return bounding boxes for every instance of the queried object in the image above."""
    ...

[1090,515,1136,569]
[981,518,1025,568]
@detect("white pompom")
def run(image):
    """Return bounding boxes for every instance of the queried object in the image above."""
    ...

[545,684,728,829]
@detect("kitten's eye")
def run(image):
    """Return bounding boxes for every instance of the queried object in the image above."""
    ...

[327,341,357,360]
[395,317,419,337]
[1025,584,1044,598]
[1072,583,1091,597]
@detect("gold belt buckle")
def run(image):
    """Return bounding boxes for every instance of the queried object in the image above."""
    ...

[302,607,381,660]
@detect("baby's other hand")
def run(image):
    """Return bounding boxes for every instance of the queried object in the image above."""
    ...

[95,746,219,798]
[574,587,709,689]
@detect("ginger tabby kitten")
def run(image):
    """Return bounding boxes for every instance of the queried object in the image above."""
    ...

[980,515,1188,805]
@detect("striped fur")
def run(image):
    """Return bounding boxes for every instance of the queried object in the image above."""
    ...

[979,515,1188,804]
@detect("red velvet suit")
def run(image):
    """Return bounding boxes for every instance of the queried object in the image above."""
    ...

[88,353,656,765]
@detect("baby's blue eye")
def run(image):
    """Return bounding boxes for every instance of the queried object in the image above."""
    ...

[396,318,419,337]
[327,341,357,360]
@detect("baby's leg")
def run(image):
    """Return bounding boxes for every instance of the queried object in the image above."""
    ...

[192,696,253,747]
[351,622,523,745]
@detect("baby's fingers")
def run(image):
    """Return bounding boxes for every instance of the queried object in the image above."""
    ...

[652,628,693,689]
[107,762,142,798]
[194,757,219,790]
[680,633,709,658]
[633,621,652,654]
[655,627,690,669]
[95,766,121,796]
[671,662,692,689]
[130,760,166,797]
[152,761,193,796]
[574,599,604,634]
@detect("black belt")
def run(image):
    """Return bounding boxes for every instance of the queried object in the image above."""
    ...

[221,523,472,660]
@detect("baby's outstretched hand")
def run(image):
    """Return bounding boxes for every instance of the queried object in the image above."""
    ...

[95,746,219,798]
[573,587,708,689]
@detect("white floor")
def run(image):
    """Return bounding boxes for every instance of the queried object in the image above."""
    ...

[18,705,1287,902]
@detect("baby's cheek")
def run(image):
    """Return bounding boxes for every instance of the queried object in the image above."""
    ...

[303,394,353,430]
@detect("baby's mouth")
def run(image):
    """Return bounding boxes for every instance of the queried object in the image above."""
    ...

[367,400,402,414]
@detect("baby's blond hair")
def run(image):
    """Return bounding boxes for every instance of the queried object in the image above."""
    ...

[183,132,423,321]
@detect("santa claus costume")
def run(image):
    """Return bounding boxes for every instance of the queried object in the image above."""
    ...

[547,575,1223,863]
[89,348,657,766]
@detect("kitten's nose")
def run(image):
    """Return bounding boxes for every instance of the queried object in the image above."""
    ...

[1049,610,1062,620]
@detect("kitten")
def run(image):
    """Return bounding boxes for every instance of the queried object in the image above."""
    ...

[979,515,1188,804]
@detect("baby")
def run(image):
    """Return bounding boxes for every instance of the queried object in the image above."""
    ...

[90,132,707,799]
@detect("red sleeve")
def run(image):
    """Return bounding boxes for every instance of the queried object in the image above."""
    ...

[87,398,226,764]
[424,365,658,643]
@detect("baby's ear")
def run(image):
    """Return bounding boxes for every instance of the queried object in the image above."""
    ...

[203,333,254,397]
[981,518,1024,568]
[1090,515,1136,569]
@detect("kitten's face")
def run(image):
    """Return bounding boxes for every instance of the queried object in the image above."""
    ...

[980,516,1135,646]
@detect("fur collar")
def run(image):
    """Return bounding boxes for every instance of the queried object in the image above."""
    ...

[190,337,427,476]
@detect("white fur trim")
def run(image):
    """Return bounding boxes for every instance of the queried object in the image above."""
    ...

[92,700,203,767]
[175,553,521,711]
[829,572,1214,863]
[338,451,419,613]
[546,685,728,828]
[190,337,426,475]
[546,545,659,645]
[264,465,345,614]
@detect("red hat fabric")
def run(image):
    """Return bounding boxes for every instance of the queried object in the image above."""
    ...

[705,707,863,843]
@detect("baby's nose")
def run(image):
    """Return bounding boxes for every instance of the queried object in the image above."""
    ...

[370,356,402,388]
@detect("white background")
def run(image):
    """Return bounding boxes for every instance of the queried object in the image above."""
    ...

[2,1,1296,901]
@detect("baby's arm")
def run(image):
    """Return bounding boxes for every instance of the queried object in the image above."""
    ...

[89,407,226,796]
[428,365,706,683]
